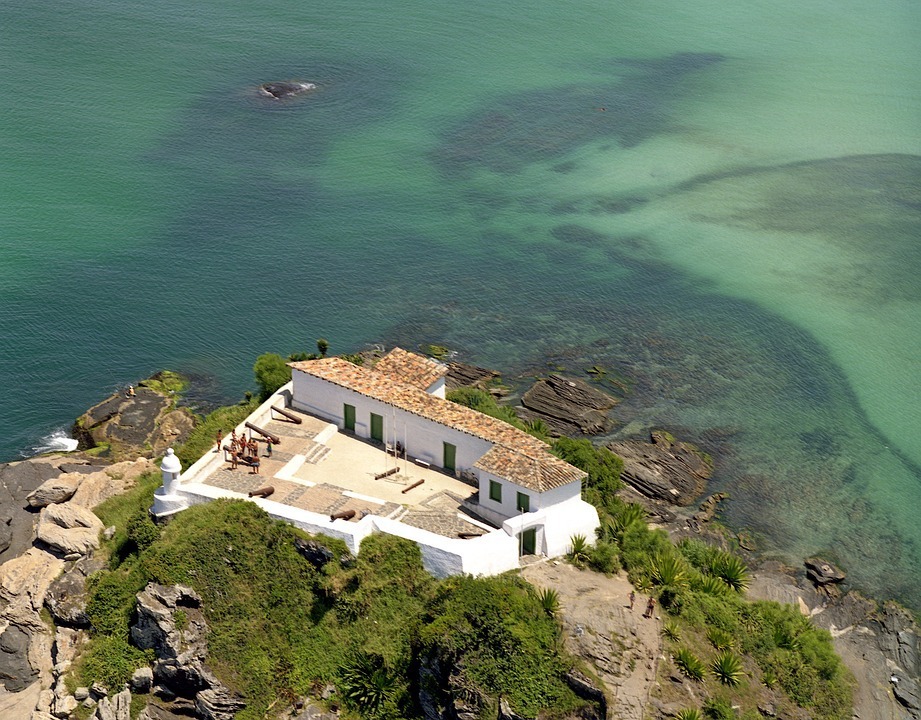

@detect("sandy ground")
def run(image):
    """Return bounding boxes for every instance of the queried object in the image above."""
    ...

[522,561,662,720]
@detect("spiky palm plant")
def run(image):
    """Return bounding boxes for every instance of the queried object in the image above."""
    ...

[662,619,681,642]
[608,502,647,538]
[711,552,750,593]
[338,652,396,715]
[675,709,704,720]
[569,534,589,567]
[710,651,744,687]
[525,418,552,439]
[651,553,689,589]
[538,587,561,618]
[695,574,730,596]
[673,647,706,681]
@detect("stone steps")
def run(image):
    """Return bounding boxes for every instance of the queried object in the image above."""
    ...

[303,442,330,465]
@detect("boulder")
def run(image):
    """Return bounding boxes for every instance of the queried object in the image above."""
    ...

[70,458,154,509]
[804,557,846,586]
[0,624,38,692]
[35,503,103,557]
[607,431,712,506]
[0,457,63,563]
[518,374,618,435]
[27,476,81,508]
[131,667,153,694]
[892,674,921,712]
[293,538,334,569]
[45,555,106,627]
[0,547,65,627]
[195,687,247,720]
[95,688,131,720]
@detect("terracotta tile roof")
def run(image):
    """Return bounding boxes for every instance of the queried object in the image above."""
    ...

[373,347,448,391]
[288,353,586,492]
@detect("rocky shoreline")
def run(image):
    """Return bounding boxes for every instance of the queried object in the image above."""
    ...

[0,364,918,719]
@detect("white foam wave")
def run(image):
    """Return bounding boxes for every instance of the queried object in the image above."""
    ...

[29,428,78,456]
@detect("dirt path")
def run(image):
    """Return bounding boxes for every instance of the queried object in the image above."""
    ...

[522,561,661,720]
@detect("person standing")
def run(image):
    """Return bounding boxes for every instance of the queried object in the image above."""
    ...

[629,591,636,610]
[230,450,238,470]
[215,430,223,453]
[644,597,656,619]
[265,439,273,458]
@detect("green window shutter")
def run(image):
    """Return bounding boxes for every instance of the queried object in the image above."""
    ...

[516,492,530,512]
[489,480,502,502]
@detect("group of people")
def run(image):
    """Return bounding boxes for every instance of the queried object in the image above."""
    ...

[216,429,273,474]
[628,591,657,619]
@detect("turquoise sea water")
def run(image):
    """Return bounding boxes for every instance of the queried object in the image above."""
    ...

[2,1,920,607]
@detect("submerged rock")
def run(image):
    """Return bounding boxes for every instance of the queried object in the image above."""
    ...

[607,430,711,506]
[258,81,316,99]
[804,557,846,586]
[517,374,618,435]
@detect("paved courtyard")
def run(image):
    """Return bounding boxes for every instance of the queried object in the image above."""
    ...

[200,407,491,539]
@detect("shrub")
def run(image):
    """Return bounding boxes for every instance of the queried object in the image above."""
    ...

[447,388,529,432]
[587,540,620,574]
[125,509,160,553]
[707,627,735,652]
[673,647,705,681]
[651,553,689,590]
[710,651,744,687]
[551,437,623,502]
[702,696,736,720]
[253,352,292,400]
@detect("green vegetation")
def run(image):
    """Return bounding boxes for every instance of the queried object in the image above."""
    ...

[139,370,188,397]
[710,651,744,687]
[673,647,706,681]
[174,398,259,469]
[422,344,450,360]
[253,353,292,400]
[446,387,529,432]
[77,499,586,720]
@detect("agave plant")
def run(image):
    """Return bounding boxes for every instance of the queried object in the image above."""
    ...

[338,652,396,714]
[525,418,552,439]
[710,650,744,687]
[662,619,681,642]
[711,552,750,593]
[651,553,689,589]
[673,647,706,681]
[538,587,561,617]
[675,709,703,720]
[569,534,589,567]
[695,574,730,596]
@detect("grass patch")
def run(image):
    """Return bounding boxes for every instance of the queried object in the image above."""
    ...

[175,398,259,470]
[139,370,188,397]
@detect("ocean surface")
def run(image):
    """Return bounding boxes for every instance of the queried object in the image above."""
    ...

[2,0,919,609]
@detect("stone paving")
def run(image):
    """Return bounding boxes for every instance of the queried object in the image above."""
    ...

[199,407,485,537]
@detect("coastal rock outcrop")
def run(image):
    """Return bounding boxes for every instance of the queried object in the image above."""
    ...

[34,503,103,557]
[44,555,106,627]
[73,376,194,461]
[607,431,711,506]
[445,361,502,393]
[131,584,244,720]
[26,476,81,508]
[517,374,618,435]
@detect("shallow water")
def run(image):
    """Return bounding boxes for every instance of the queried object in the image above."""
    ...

[1,0,919,607]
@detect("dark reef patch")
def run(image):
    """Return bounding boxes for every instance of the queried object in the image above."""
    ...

[433,52,725,176]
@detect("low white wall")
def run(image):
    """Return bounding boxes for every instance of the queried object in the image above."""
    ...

[372,517,520,578]
[178,482,374,554]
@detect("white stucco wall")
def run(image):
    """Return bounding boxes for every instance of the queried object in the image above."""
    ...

[475,469,582,521]
[291,371,492,474]
[427,376,446,398]
[502,497,600,557]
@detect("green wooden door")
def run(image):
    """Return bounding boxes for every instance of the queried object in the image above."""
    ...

[521,528,537,556]
[443,442,456,472]
[370,413,384,442]
[344,404,356,432]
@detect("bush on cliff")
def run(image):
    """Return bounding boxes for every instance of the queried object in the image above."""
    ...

[253,352,292,400]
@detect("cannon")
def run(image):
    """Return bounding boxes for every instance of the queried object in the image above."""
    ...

[248,486,275,498]
[401,479,425,494]
[330,509,356,522]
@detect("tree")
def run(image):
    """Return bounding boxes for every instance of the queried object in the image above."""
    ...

[253,353,291,400]
[316,338,330,357]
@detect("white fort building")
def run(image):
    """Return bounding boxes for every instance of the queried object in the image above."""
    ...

[153,348,599,577]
